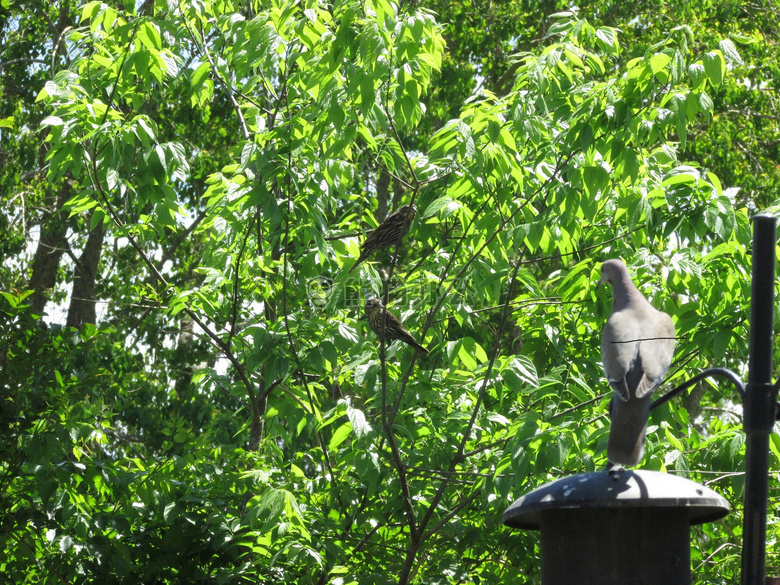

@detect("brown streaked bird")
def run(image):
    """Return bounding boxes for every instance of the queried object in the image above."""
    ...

[349,204,417,273]
[598,259,675,470]
[364,297,429,355]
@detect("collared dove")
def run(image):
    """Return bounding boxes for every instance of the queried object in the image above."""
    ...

[598,259,675,468]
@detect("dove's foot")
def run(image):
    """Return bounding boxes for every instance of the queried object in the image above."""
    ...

[606,462,625,480]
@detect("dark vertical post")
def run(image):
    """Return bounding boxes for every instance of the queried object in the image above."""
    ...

[742,214,778,585]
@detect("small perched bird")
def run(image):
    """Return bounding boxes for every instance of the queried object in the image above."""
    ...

[365,297,429,354]
[598,259,675,469]
[349,204,417,273]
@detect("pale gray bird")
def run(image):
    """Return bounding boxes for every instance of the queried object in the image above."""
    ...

[598,259,675,468]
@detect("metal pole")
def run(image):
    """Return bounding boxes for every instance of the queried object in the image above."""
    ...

[742,214,778,585]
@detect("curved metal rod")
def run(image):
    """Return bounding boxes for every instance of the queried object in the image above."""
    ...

[652,367,780,420]
[650,367,747,412]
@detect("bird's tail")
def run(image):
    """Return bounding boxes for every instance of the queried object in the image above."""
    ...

[397,329,429,355]
[411,341,429,355]
[606,395,651,467]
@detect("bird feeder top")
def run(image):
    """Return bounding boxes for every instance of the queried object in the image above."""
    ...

[503,469,730,530]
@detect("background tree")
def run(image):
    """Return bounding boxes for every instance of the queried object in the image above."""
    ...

[421,0,780,206]
[1,0,778,583]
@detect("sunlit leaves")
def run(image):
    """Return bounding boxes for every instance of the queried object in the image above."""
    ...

[703,50,727,87]
[595,27,619,56]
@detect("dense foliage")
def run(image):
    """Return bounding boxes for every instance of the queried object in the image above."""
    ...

[2,0,780,583]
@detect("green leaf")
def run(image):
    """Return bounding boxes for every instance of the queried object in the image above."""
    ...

[346,405,371,439]
[80,1,102,24]
[688,62,705,89]
[89,208,105,231]
[559,261,592,303]
[583,165,609,197]
[595,27,619,55]
[698,91,713,115]
[578,122,593,151]
[718,39,742,65]
[703,51,725,86]
[424,195,460,218]
[649,51,672,76]
[664,165,700,181]
[707,172,723,196]
[252,489,286,534]
[329,422,353,450]
[509,356,539,387]
[40,116,64,127]
[457,339,478,371]
[138,21,162,51]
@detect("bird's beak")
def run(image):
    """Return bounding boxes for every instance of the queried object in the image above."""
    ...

[596,274,606,289]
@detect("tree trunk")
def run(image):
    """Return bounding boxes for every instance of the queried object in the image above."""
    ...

[683,381,707,422]
[173,313,195,401]
[66,212,105,329]
[248,392,267,451]
[28,181,73,315]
